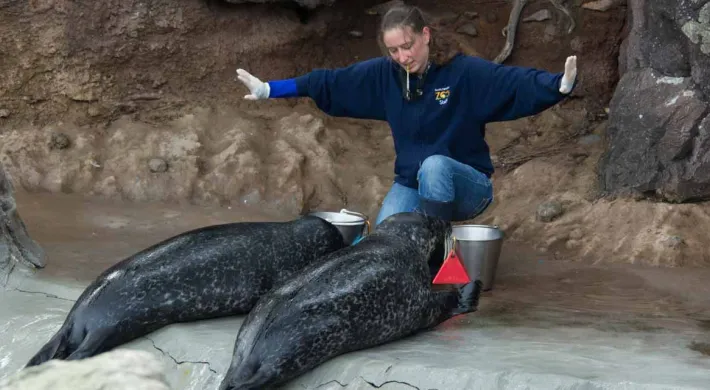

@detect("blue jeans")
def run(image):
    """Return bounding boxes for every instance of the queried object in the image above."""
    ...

[375,155,493,224]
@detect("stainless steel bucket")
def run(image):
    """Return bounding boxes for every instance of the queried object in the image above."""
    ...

[448,224,505,291]
[308,209,370,245]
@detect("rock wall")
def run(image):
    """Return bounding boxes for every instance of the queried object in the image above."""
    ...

[0,0,397,218]
[0,162,46,282]
[0,0,626,220]
[0,0,340,127]
[601,0,710,202]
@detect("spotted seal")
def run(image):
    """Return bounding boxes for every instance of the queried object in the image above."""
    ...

[218,211,479,390]
[25,215,346,367]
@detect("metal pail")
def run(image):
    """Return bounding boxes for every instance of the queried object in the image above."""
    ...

[308,209,370,245]
[448,224,505,291]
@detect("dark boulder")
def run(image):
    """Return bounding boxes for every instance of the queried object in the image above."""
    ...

[220,0,336,9]
[601,0,710,202]
[1,162,46,283]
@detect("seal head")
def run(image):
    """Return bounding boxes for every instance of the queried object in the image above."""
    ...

[375,211,451,278]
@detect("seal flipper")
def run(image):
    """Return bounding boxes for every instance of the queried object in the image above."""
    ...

[25,322,73,367]
[423,280,484,328]
[219,366,275,390]
[65,328,111,360]
[422,288,462,328]
[451,280,483,316]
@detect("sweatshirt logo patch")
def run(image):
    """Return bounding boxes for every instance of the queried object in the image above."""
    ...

[434,86,450,105]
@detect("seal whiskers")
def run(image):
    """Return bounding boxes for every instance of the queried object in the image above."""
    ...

[219,212,476,390]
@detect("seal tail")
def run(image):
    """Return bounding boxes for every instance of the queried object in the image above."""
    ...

[25,322,73,367]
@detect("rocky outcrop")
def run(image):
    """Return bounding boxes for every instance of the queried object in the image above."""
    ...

[221,0,336,9]
[0,349,171,390]
[601,0,710,202]
[0,162,46,281]
[618,0,710,94]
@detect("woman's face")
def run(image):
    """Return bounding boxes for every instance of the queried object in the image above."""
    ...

[383,25,430,74]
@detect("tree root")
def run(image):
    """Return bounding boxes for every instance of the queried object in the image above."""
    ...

[549,0,576,34]
[582,0,621,12]
[494,0,576,64]
[494,0,528,64]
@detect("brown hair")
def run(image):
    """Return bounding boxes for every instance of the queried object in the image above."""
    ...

[377,4,461,66]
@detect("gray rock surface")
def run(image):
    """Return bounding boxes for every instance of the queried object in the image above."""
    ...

[620,0,710,91]
[536,200,564,222]
[601,68,709,201]
[0,349,171,390]
[601,0,710,201]
[0,163,46,282]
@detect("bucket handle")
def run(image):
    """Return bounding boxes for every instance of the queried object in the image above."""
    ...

[340,209,371,235]
[447,234,457,254]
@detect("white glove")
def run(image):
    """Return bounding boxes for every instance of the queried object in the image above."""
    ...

[236,68,270,100]
[559,55,577,94]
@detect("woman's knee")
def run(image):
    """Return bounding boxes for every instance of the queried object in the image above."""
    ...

[417,155,452,182]
[375,182,419,224]
[417,155,456,198]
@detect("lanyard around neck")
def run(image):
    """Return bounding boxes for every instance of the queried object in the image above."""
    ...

[402,61,432,101]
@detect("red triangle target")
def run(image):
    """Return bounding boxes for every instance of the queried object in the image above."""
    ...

[433,249,471,284]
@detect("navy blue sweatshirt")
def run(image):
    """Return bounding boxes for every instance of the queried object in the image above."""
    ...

[266,54,572,189]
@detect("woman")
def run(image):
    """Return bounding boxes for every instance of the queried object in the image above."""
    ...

[236,4,577,225]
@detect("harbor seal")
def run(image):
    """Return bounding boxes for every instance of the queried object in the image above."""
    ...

[218,211,479,390]
[25,215,346,367]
